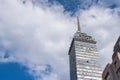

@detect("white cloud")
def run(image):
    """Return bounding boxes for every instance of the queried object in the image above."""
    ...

[0,0,120,80]
[0,0,75,80]
[100,42,114,68]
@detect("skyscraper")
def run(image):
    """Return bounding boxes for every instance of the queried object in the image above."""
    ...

[68,17,102,80]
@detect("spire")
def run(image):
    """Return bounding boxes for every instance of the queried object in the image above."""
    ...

[77,16,81,32]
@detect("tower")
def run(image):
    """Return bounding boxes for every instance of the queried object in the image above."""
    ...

[68,17,102,80]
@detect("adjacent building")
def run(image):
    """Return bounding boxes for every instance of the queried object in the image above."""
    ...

[102,36,120,80]
[68,17,102,80]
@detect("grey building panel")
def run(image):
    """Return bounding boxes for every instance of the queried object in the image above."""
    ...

[69,42,77,80]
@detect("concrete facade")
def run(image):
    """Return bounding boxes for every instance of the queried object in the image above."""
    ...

[102,36,120,80]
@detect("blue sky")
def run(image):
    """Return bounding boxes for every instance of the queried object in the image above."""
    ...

[0,62,34,80]
[0,0,120,80]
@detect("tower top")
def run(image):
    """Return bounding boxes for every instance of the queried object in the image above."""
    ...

[74,17,96,44]
[77,16,81,32]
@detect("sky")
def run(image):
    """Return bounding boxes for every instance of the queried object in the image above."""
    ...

[0,0,120,80]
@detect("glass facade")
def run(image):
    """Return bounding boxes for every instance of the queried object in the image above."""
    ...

[69,31,102,80]
[75,41,102,80]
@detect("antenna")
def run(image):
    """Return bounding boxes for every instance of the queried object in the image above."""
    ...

[77,16,81,32]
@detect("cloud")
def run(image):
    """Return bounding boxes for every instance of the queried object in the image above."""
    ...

[100,42,115,67]
[0,0,75,80]
[0,0,120,80]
